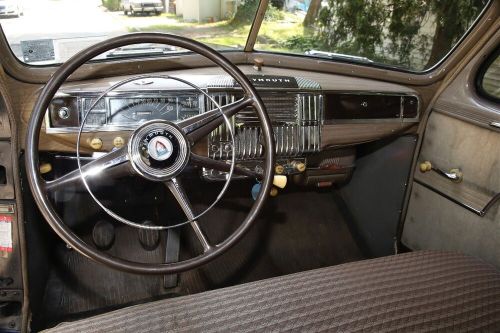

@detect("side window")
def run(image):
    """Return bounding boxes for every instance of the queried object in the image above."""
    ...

[478,49,500,101]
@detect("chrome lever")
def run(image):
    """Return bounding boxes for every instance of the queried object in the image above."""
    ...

[419,161,463,183]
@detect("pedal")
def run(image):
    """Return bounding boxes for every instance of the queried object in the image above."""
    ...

[138,221,160,251]
[92,220,115,250]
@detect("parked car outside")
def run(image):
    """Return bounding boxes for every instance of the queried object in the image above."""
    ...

[120,0,163,16]
[0,0,23,17]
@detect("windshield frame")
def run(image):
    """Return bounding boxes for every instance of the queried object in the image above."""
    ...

[0,0,497,83]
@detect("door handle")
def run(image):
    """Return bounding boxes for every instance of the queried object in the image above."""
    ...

[419,161,463,183]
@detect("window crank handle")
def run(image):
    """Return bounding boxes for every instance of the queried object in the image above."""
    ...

[419,161,463,183]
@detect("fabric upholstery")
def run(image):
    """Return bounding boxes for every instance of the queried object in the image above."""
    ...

[45,251,500,333]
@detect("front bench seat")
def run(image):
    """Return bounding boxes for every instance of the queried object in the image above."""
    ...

[45,251,500,332]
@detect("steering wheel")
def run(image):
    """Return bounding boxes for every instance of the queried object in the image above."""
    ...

[25,33,275,274]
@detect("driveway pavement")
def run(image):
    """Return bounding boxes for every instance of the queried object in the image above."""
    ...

[1,0,125,41]
[0,1,217,63]
[0,0,129,62]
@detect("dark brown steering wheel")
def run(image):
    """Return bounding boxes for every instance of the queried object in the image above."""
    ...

[25,33,275,274]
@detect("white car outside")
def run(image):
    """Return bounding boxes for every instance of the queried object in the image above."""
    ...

[120,0,164,16]
[0,0,23,17]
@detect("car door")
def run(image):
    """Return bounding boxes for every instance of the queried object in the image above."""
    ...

[401,30,500,268]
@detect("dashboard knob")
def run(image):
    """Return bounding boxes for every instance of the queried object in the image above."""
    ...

[275,165,284,175]
[253,57,264,71]
[58,107,70,119]
[113,136,125,148]
[39,162,52,174]
[270,187,279,197]
[273,175,287,189]
[293,161,306,172]
[89,137,103,150]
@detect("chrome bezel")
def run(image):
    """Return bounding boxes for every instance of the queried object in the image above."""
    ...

[45,91,204,134]
[128,120,190,181]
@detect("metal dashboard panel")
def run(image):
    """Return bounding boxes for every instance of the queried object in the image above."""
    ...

[41,73,420,155]
[205,76,323,162]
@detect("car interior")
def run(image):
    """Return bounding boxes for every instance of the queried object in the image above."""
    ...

[0,0,499,332]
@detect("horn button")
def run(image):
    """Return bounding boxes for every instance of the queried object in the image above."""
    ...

[129,121,190,181]
[147,135,174,162]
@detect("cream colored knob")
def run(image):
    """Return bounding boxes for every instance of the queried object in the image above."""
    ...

[270,187,279,197]
[275,165,284,175]
[89,137,103,150]
[419,161,432,172]
[273,175,287,189]
[295,162,306,172]
[40,163,52,174]
[113,136,125,148]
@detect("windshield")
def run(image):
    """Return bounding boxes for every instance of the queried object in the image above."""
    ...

[0,0,257,65]
[0,0,491,71]
[256,0,490,71]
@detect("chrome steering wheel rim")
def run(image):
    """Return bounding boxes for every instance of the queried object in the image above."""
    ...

[25,33,275,274]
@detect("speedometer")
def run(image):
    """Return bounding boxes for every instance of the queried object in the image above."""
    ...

[178,96,200,120]
[108,97,178,125]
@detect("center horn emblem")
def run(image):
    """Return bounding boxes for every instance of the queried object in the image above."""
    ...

[156,141,168,156]
[147,136,173,161]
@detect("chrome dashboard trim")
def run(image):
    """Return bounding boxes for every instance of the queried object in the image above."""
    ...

[45,91,205,134]
[45,75,325,134]
[207,91,323,161]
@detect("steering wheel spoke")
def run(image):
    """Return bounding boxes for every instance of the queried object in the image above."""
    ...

[178,96,253,143]
[44,147,131,191]
[165,178,212,253]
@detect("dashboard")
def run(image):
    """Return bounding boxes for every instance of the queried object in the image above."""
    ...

[45,73,420,183]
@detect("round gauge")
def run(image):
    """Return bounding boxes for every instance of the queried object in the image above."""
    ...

[109,97,178,125]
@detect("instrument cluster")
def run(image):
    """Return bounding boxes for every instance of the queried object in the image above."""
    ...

[47,93,203,132]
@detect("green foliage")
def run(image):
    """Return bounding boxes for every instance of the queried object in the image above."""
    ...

[280,35,319,52]
[270,0,285,10]
[231,0,259,25]
[231,0,284,26]
[425,0,487,67]
[266,4,285,21]
[102,0,121,11]
[302,0,488,70]
[315,0,388,60]
[386,0,430,66]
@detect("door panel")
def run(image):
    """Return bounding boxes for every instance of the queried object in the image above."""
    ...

[402,112,500,267]
[402,37,500,268]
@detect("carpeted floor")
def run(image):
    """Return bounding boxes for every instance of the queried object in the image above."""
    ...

[36,184,364,330]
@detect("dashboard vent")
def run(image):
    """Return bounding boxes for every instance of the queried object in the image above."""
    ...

[206,93,322,160]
